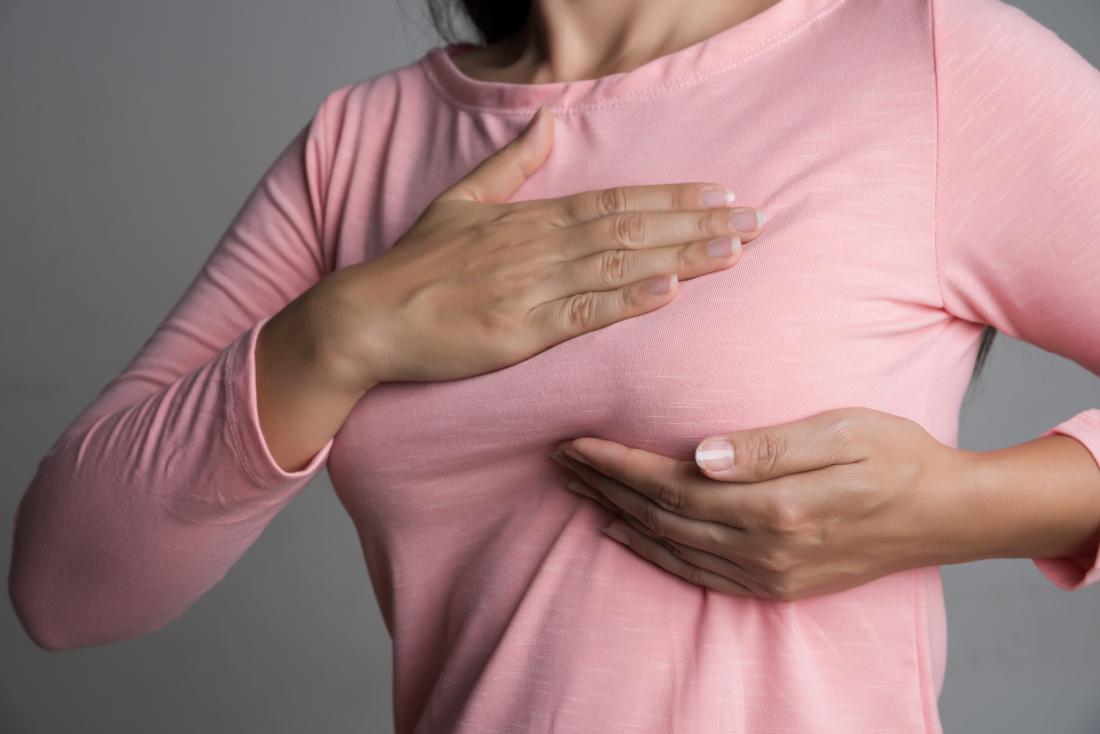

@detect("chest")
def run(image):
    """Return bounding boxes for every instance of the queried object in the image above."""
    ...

[327,66,942,527]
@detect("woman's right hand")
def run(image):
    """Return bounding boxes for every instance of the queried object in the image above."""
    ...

[312,105,766,390]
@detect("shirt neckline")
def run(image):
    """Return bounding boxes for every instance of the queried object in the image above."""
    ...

[418,0,845,115]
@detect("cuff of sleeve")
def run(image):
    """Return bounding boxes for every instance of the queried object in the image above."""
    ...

[223,314,334,495]
[1032,409,1100,591]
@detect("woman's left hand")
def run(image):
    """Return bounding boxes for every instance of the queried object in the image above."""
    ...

[549,406,985,600]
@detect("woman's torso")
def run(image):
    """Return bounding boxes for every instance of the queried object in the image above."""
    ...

[323,0,972,729]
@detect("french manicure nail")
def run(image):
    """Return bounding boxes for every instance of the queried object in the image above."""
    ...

[699,187,736,208]
[729,208,760,232]
[706,237,742,259]
[696,438,735,472]
[646,273,676,295]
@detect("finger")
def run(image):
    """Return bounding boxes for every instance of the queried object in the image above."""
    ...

[601,519,759,597]
[611,513,772,596]
[436,105,554,204]
[524,268,681,342]
[564,459,749,555]
[562,438,765,526]
[583,207,762,248]
[555,206,763,263]
[533,182,738,226]
[532,233,743,304]
[693,408,869,483]
[564,479,627,518]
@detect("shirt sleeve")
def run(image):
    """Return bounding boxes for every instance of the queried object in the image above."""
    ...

[8,82,355,650]
[932,0,1100,590]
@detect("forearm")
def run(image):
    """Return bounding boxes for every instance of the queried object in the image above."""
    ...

[961,434,1100,563]
[256,291,374,473]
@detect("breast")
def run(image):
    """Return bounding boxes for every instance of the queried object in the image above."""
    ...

[327,66,945,537]
[328,189,943,537]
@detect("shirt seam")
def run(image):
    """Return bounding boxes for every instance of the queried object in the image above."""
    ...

[918,4,947,727]
[418,0,851,117]
[312,90,332,276]
[923,0,950,448]
[223,325,275,493]
[929,0,948,314]
[913,568,938,733]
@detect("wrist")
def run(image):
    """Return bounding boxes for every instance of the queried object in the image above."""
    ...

[254,302,368,474]
[296,280,383,394]
[912,445,1006,568]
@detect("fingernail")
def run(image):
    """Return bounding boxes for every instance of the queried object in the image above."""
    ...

[602,525,629,544]
[565,479,588,494]
[729,208,761,232]
[563,448,590,466]
[646,273,676,295]
[699,187,736,208]
[706,236,741,259]
[696,438,734,472]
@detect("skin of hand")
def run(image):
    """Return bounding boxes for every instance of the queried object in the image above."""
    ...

[547,406,1100,600]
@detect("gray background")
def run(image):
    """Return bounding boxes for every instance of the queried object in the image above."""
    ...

[2,1,1098,731]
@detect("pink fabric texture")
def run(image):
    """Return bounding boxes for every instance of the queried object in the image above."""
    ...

[9,0,1100,730]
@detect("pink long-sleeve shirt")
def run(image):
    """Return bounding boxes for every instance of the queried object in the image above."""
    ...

[10,0,1100,730]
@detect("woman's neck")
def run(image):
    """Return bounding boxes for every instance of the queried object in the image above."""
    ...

[451,0,783,84]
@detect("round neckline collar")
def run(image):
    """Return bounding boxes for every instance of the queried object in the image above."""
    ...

[418,0,846,115]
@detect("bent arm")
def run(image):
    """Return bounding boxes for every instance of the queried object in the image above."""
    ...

[932,0,1100,590]
[7,84,360,650]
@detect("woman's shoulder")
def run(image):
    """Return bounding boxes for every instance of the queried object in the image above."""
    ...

[931,0,1094,68]
[298,47,452,177]
[930,0,1098,137]
[315,46,450,124]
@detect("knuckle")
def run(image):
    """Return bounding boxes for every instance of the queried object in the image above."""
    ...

[557,195,583,226]
[613,211,645,246]
[699,523,728,550]
[764,499,805,536]
[696,211,716,238]
[673,243,692,272]
[676,185,698,210]
[681,564,707,587]
[736,431,788,476]
[492,203,536,227]
[651,479,695,515]
[565,291,597,330]
[476,294,514,334]
[597,186,628,217]
[596,248,629,286]
[764,576,798,601]
[654,481,685,513]
[756,547,797,575]
[827,413,864,453]
[641,501,665,537]
[660,537,684,559]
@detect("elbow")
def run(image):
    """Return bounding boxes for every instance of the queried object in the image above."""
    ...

[8,564,164,653]
[20,623,74,654]
[8,566,77,653]
[8,494,83,653]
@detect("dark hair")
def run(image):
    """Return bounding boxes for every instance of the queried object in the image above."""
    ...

[423,0,998,388]
[425,0,531,45]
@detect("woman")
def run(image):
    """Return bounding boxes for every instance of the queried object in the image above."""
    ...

[10,0,1100,730]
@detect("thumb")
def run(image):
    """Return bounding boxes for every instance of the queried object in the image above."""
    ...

[437,104,554,204]
[694,412,849,481]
